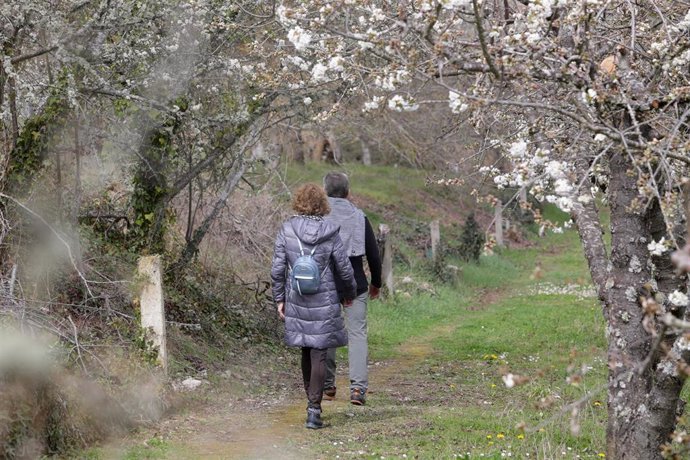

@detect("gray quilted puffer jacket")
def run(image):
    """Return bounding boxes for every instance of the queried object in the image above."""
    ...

[271,216,357,349]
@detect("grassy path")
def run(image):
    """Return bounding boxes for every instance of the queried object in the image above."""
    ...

[90,224,608,459]
[302,228,607,459]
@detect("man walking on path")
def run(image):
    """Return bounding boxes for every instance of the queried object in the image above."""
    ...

[322,172,382,406]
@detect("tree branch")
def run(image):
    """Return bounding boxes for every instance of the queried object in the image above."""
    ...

[472,0,501,79]
[10,45,59,66]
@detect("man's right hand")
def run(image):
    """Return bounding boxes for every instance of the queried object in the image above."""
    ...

[369,285,380,300]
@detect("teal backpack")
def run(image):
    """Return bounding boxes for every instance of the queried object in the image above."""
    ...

[290,237,324,295]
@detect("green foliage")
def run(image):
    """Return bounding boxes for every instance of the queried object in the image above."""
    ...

[129,114,181,253]
[134,326,161,366]
[459,213,484,263]
[6,88,69,194]
[113,98,134,117]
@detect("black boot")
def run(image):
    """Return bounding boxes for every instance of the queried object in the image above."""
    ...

[305,408,323,429]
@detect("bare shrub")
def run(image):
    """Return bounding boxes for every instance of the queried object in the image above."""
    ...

[0,328,166,458]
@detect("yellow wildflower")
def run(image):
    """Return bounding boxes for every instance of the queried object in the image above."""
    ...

[496,433,505,439]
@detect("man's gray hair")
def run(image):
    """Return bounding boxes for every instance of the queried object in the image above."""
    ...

[323,172,350,198]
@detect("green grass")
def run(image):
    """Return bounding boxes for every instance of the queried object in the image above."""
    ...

[311,217,608,459]
[284,162,428,211]
[79,437,173,460]
[120,438,171,460]
[368,287,473,360]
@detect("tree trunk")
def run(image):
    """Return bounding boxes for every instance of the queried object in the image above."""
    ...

[602,151,683,459]
[8,76,19,146]
[73,117,82,222]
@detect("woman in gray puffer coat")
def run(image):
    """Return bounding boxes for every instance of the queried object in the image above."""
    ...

[271,183,357,429]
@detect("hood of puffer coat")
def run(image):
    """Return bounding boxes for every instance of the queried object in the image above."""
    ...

[289,216,339,245]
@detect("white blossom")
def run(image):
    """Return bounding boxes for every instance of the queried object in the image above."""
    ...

[669,290,689,307]
[328,56,345,72]
[508,140,528,159]
[545,161,566,179]
[388,95,419,112]
[311,63,329,82]
[369,7,387,21]
[494,175,509,189]
[287,26,312,51]
[276,5,298,26]
[449,91,468,113]
[441,0,471,9]
[647,238,667,256]
[502,373,515,388]
[554,178,573,196]
[581,88,598,104]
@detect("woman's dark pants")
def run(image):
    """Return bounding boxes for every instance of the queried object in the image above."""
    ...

[301,347,327,410]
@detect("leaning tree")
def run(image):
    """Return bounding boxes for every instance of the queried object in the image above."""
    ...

[270,0,690,457]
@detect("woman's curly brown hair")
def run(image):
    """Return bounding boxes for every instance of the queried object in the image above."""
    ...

[292,183,331,216]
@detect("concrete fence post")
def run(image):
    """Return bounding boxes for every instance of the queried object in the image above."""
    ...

[495,201,504,247]
[430,220,441,261]
[138,255,167,373]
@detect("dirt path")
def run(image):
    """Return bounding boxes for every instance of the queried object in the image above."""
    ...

[137,320,460,460]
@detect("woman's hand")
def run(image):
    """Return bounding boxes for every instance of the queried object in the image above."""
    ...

[277,302,285,320]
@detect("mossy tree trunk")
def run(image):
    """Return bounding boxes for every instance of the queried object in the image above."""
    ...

[130,114,181,254]
[4,91,69,195]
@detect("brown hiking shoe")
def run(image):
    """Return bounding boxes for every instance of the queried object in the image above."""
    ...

[323,386,336,401]
[350,388,366,406]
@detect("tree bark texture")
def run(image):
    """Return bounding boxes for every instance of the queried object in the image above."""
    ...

[573,150,687,459]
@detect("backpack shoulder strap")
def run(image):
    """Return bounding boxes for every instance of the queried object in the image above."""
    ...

[296,236,306,257]
[289,223,317,257]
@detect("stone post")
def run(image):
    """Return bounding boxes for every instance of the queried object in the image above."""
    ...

[138,255,167,373]
[430,220,441,261]
[495,201,504,247]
